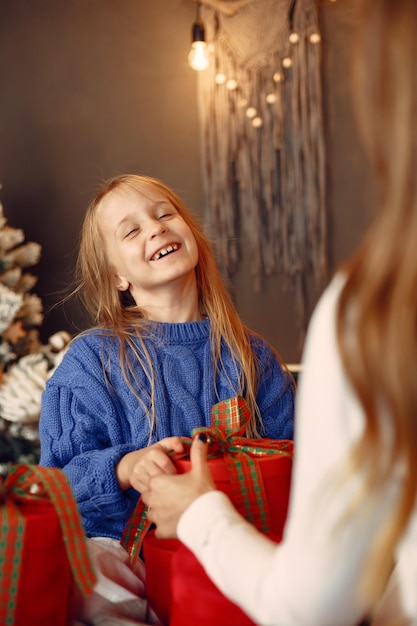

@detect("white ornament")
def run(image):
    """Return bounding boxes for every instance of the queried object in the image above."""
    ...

[310,33,321,44]
[246,107,257,118]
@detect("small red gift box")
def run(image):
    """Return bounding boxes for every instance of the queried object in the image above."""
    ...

[174,451,292,542]
[0,465,96,626]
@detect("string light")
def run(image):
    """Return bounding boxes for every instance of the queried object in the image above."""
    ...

[309,33,321,44]
[191,14,324,134]
[246,107,257,119]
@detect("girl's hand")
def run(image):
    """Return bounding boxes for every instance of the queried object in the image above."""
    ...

[116,436,184,493]
[143,434,216,538]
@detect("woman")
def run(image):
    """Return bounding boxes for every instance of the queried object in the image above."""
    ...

[144,1,417,624]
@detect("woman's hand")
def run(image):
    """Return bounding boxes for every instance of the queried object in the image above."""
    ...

[116,436,184,493]
[142,434,216,538]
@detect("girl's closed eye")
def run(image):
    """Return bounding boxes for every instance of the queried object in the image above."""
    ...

[158,209,175,220]
[125,226,140,238]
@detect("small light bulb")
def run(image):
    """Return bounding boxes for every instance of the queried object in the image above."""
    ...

[246,107,257,119]
[266,93,276,104]
[188,41,209,71]
[289,32,300,44]
[282,57,293,68]
[309,33,321,44]
[226,79,238,90]
[252,117,263,128]
[215,72,227,84]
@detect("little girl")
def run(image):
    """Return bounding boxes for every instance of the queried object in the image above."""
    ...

[39,174,294,622]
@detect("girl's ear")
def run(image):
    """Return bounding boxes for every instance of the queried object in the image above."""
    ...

[115,274,130,292]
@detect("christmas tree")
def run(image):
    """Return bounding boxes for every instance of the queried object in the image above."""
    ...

[0,188,70,473]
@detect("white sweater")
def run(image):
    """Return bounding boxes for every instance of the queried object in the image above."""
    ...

[177,274,417,625]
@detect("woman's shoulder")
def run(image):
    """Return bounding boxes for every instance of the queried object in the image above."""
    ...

[299,271,347,377]
[305,272,346,345]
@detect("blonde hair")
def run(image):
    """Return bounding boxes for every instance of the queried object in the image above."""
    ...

[336,0,417,604]
[75,174,281,438]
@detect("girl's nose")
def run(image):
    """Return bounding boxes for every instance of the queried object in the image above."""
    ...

[149,220,166,239]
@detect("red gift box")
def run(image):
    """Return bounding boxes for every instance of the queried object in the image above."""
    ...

[170,543,264,626]
[0,465,96,626]
[143,530,181,626]
[174,451,292,542]
[122,396,294,626]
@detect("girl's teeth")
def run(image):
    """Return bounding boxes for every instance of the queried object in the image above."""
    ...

[153,244,178,260]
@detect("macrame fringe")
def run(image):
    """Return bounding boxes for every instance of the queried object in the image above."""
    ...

[197,0,328,344]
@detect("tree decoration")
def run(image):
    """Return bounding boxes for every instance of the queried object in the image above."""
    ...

[0,188,71,471]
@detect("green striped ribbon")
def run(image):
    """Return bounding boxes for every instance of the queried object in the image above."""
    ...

[181,396,293,533]
[0,465,96,626]
[121,396,293,565]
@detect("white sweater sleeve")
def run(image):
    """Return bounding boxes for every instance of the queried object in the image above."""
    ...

[177,275,401,626]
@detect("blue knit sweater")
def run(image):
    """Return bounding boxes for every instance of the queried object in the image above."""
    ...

[39,318,294,540]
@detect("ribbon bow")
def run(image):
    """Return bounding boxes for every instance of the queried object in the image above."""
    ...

[0,464,96,626]
[121,396,293,565]
[176,396,293,533]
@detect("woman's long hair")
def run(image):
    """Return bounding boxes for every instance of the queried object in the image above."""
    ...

[75,174,284,438]
[336,0,417,603]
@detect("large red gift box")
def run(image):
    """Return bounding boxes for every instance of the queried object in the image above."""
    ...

[0,464,96,626]
[123,396,293,626]
[143,531,181,626]
[170,543,265,626]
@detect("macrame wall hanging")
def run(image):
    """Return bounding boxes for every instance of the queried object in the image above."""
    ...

[195,0,328,344]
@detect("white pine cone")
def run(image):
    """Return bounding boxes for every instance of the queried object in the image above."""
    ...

[5,242,42,269]
[0,283,24,333]
[0,353,49,423]
[0,267,22,288]
[0,225,25,253]
[17,293,44,327]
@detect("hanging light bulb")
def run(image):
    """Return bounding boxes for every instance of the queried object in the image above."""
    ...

[188,3,209,71]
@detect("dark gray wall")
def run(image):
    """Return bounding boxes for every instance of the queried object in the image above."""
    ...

[0,0,376,363]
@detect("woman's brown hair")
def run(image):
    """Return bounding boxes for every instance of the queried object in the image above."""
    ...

[336,0,417,604]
